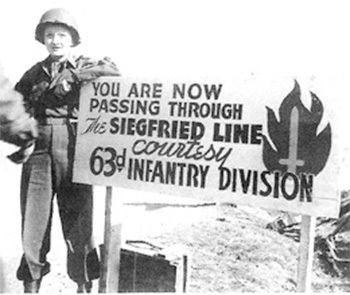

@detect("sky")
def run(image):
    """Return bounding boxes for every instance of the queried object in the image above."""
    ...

[0,0,350,82]
[1,0,350,187]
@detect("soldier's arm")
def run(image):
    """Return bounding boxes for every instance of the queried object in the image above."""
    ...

[73,56,121,82]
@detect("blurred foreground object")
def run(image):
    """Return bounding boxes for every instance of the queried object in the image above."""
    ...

[0,65,37,148]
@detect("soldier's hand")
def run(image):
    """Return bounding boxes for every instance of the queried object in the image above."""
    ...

[0,117,38,147]
[50,69,77,98]
[7,141,35,164]
[54,80,72,97]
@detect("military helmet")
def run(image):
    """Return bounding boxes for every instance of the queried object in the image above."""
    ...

[35,8,81,46]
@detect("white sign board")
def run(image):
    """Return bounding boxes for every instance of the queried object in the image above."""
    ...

[73,76,341,218]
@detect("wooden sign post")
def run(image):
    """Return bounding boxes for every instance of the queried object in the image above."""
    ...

[98,186,122,293]
[297,216,316,292]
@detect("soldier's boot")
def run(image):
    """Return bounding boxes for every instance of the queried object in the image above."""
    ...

[77,281,92,293]
[23,278,42,293]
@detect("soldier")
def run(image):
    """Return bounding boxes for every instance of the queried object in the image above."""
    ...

[11,8,120,293]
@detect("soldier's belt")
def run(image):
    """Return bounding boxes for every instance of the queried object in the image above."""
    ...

[37,117,78,125]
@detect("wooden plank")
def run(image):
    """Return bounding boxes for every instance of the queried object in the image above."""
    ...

[74,77,341,219]
[99,186,123,293]
[297,215,316,292]
[175,254,188,293]
[182,255,188,293]
[98,186,113,293]
[107,223,122,292]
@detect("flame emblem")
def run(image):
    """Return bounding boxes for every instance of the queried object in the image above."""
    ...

[263,81,331,175]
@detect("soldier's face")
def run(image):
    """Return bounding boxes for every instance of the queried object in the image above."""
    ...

[44,25,73,60]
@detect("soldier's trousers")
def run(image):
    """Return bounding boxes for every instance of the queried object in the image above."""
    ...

[16,122,100,284]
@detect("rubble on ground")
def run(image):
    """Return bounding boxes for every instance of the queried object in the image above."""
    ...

[315,190,350,278]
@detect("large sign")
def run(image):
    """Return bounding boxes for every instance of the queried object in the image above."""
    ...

[73,76,341,217]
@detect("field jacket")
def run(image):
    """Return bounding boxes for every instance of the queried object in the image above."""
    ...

[15,55,120,121]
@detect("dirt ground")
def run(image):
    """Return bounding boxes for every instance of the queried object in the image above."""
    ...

[0,145,349,293]
[1,194,350,293]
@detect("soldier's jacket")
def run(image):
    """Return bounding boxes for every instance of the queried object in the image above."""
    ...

[15,55,120,120]
[0,65,37,147]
